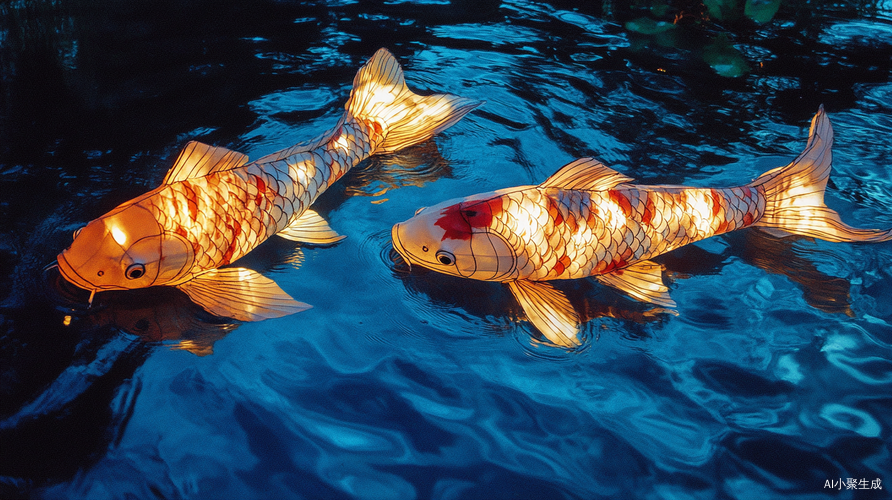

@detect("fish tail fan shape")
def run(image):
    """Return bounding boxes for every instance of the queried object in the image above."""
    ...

[346,48,481,154]
[751,105,892,242]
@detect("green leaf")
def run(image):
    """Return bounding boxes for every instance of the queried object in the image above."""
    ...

[703,34,751,78]
[745,0,781,23]
[704,0,739,21]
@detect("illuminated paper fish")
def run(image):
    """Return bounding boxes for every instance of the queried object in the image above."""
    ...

[392,107,891,347]
[57,49,479,321]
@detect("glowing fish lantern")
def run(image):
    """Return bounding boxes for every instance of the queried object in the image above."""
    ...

[57,49,479,321]
[392,107,892,346]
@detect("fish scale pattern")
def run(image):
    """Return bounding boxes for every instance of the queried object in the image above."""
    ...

[486,184,765,281]
[144,117,379,277]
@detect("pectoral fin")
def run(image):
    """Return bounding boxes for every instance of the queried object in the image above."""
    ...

[595,260,676,308]
[277,210,345,245]
[507,280,581,347]
[178,268,310,322]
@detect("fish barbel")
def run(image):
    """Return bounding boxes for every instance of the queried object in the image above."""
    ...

[57,48,479,321]
[392,107,892,347]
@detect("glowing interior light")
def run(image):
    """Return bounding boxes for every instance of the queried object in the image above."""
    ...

[688,194,713,233]
[334,134,350,150]
[603,201,626,231]
[62,315,72,326]
[369,87,395,106]
[111,226,128,246]
[237,268,253,282]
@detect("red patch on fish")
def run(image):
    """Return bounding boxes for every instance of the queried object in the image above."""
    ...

[221,218,242,265]
[608,190,633,217]
[553,255,571,276]
[434,198,499,241]
[254,176,266,206]
[546,198,563,226]
[743,212,754,226]
[641,194,656,226]
[222,236,236,264]
[435,204,472,241]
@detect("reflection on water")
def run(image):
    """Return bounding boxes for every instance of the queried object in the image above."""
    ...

[343,141,456,204]
[2,1,891,499]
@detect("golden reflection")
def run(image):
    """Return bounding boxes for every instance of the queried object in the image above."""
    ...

[82,287,241,356]
[741,229,853,316]
[343,141,453,200]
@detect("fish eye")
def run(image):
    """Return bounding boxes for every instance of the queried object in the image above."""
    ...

[414,207,427,216]
[422,246,429,252]
[126,263,146,280]
[435,250,455,266]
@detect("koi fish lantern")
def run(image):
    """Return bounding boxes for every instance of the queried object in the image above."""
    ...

[57,49,479,321]
[392,107,892,347]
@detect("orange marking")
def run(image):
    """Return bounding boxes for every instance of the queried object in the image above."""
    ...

[182,181,199,223]
[641,194,655,226]
[710,189,723,217]
[231,217,242,240]
[716,220,730,234]
[608,190,633,217]
[553,255,571,276]
[254,175,267,206]
[566,214,578,232]
[551,200,564,226]
[221,233,237,265]
[743,212,753,226]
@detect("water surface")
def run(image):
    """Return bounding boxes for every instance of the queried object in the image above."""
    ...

[1,1,891,499]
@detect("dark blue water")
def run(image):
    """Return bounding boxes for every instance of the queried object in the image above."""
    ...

[2,1,891,499]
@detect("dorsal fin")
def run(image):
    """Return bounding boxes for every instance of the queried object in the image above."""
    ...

[539,158,635,191]
[162,141,250,185]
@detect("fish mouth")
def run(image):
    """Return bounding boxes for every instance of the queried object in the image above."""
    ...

[390,223,412,265]
[391,223,427,271]
[56,251,98,293]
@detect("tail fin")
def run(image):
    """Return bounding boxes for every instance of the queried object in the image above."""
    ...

[345,48,481,154]
[752,106,892,242]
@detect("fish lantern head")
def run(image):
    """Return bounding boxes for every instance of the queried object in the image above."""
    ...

[57,204,194,293]
[392,194,517,281]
